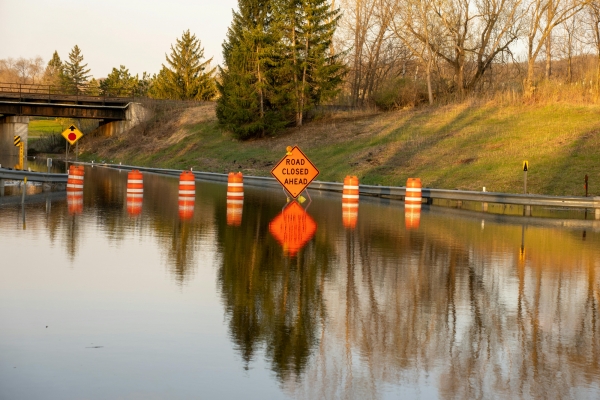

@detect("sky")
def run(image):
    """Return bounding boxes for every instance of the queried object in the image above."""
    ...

[0,0,240,78]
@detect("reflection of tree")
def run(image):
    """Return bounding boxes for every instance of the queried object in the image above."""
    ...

[215,193,333,381]
[142,173,216,283]
[288,204,600,399]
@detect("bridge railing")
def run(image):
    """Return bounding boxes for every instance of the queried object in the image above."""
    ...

[0,82,138,103]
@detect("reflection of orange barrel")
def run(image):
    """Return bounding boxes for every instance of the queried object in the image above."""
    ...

[67,166,84,215]
[342,175,359,229]
[67,191,83,214]
[178,170,195,220]
[227,172,244,226]
[405,178,421,229]
[126,169,143,216]
[67,165,84,193]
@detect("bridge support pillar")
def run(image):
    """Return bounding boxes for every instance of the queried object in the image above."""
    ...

[0,116,29,168]
[93,103,151,137]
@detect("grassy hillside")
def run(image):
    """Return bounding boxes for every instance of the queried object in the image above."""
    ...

[78,101,600,196]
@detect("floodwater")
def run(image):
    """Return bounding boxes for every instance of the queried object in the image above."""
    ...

[1,165,600,400]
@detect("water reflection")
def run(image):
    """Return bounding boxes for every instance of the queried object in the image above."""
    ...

[216,192,329,381]
[1,166,599,398]
[269,200,318,257]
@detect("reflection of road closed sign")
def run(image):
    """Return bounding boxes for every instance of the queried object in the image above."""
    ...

[271,146,319,198]
[61,125,83,145]
[269,201,317,257]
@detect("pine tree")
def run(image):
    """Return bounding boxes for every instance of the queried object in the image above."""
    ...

[86,78,101,96]
[100,65,138,96]
[275,0,346,126]
[152,30,216,100]
[62,45,91,93]
[43,51,63,89]
[216,0,285,139]
[218,0,346,138]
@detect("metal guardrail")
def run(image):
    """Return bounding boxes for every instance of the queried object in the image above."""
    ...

[0,168,68,183]
[90,163,600,212]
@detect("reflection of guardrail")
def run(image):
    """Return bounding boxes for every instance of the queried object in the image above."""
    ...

[0,168,67,183]
[0,190,66,205]
[86,163,600,215]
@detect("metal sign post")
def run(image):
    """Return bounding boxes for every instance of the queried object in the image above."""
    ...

[585,174,589,197]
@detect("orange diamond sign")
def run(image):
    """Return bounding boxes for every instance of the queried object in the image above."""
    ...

[269,201,317,257]
[271,146,319,198]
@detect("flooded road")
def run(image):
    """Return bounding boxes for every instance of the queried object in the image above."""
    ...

[1,165,599,399]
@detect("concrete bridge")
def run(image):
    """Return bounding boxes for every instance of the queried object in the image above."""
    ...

[0,82,151,165]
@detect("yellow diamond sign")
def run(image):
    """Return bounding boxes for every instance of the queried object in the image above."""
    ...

[61,125,83,145]
[271,146,319,198]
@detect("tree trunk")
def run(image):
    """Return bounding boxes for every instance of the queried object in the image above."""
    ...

[526,57,536,96]
[545,32,552,80]
[256,44,264,132]
[545,3,553,80]
[426,58,433,105]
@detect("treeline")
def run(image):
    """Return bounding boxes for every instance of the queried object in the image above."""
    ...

[338,0,600,108]
[4,0,600,138]
[0,30,215,101]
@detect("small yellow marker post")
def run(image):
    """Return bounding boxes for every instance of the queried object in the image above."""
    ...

[522,161,529,194]
[14,135,24,170]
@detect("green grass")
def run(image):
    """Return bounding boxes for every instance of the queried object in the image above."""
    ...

[28,119,64,137]
[78,101,600,196]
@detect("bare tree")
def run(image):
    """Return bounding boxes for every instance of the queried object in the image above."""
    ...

[391,0,438,104]
[524,0,588,94]
[585,0,600,88]
[0,56,45,84]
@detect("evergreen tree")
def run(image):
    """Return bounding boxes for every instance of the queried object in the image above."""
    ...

[100,65,139,96]
[152,30,216,100]
[136,72,153,97]
[217,0,346,138]
[86,78,101,96]
[217,0,285,139]
[275,0,346,126]
[62,45,91,93]
[43,51,63,89]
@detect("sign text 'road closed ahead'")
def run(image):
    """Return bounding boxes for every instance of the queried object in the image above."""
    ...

[271,146,319,198]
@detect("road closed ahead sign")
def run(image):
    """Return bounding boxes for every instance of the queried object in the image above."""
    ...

[271,146,319,198]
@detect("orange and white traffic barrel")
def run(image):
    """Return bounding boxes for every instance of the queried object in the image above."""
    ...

[227,172,244,226]
[178,170,195,220]
[405,178,421,229]
[66,166,84,214]
[67,165,84,193]
[342,175,359,229]
[67,165,84,215]
[126,169,143,217]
